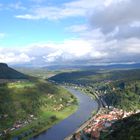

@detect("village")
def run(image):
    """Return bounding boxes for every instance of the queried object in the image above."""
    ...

[71,107,140,140]
[0,114,37,137]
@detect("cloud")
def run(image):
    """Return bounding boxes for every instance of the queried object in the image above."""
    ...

[15,0,103,20]
[1,35,140,66]
[65,24,88,33]
[8,2,26,10]
[0,51,34,64]
[1,0,140,66]
[0,38,108,65]
[30,0,45,4]
[15,6,85,20]
[15,0,132,20]
[90,0,140,38]
[0,33,6,39]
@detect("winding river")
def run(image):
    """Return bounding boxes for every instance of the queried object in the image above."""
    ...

[30,87,98,140]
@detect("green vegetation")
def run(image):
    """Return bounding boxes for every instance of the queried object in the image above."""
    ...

[50,68,140,140]
[0,80,77,139]
[100,80,140,111]
[50,69,140,111]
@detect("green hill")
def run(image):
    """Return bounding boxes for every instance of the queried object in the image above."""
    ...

[0,64,77,139]
[0,63,28,79]
[49,69,140,85]
[50,69,140,111]
[0,80,77,139]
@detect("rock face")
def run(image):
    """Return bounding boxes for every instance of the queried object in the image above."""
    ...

[0,63,28,79]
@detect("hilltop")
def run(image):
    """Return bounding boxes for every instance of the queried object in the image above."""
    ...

[0,63,28,80]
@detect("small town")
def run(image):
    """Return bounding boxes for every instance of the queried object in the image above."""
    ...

[71,107,140,140]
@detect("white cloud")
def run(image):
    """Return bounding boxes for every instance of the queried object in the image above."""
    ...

[0,35,140,65]
[15,6,85,20]
[0,49,34,64]
[15,0,132,20]
[66,24,88,33]
[131,21,140,27]
[30,0,45,4]
[43,50,63,62]
[8,2,26,10]
[15,0,104,20]
[0,33,6,39]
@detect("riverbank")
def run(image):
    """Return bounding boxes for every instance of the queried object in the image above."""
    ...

[30,87,98,140]
[12,105,78,140]
[0,81,78,140]
[64,87,102,140]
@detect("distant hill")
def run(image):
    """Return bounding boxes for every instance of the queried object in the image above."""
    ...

[43,63,140,70]
[0,63,29,79]
[49,69,140,84]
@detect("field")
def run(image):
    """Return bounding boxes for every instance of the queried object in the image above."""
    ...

[0,80,77,140]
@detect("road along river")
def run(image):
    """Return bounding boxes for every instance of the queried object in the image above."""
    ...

[30,87,98,140]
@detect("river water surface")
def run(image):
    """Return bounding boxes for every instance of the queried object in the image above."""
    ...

[30,87,98,140]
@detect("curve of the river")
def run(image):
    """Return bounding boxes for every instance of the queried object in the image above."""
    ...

[30,87,98,140]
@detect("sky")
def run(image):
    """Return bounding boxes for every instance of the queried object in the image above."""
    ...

[0,0,140,66]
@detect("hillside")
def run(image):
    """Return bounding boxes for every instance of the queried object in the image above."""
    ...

[0,64,77,139]
[50,69,140,111]
[0,80,77,139]
[49,69,140,85]
[0,63,28,80]
[49,70,97,84]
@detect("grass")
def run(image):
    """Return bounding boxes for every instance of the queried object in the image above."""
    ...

[8,82,35,89]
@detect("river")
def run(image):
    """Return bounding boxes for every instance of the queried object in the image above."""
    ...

[30,87,98,140]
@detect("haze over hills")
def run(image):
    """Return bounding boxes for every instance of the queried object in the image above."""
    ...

[0,63,29,79]
[41,63,140,70]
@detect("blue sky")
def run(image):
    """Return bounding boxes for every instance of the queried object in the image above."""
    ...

[0,0,85,47]
[0,0,140,66]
